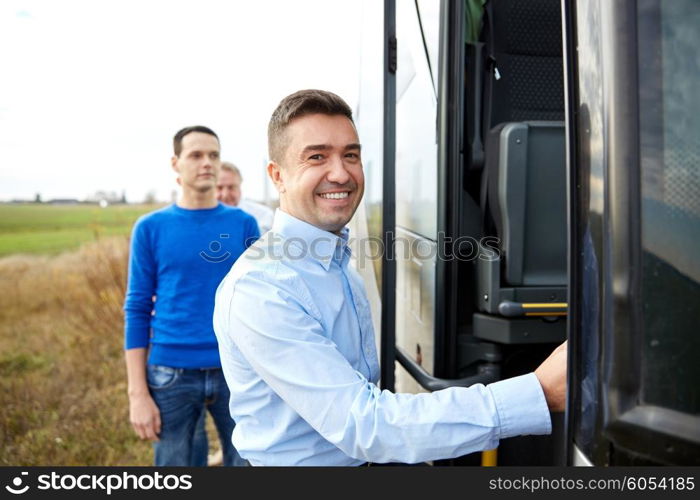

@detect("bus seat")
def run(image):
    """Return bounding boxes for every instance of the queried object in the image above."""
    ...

[466,0,564,171]
[474,122,568,341]
[482,0,564,130]
[486,121,567,287]
[472,0,567,343]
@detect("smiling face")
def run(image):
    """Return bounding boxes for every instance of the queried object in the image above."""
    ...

[171,131,221,194]
[268,113,364,234]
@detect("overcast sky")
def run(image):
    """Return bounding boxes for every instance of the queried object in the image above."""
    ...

[0,0,366,203]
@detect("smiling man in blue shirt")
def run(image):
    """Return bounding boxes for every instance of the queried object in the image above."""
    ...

[213,90,567,466]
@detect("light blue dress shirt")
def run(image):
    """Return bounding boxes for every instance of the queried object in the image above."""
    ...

[213,210,552,466]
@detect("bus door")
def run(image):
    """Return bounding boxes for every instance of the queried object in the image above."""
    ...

[566,0,700,465]
[379,0,569,465]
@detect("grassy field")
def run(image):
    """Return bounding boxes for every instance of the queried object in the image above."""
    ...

[0,202,196,465]
[0,202,235,465]
[0,203,163,257]
[0,238,155,465]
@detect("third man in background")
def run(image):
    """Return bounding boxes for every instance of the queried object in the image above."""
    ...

[217,162,274,234]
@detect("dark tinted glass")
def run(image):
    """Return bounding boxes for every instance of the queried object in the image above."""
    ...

[638,0,700,415]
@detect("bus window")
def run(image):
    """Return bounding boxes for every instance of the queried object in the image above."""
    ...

[638,0,700,416]
[571,0,700,465]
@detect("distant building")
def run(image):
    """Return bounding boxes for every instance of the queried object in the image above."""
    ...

[143,190,158,204]
[86,190,122,204]
[47,198,80,205]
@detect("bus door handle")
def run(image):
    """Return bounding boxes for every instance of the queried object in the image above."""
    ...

[395,346,500,392]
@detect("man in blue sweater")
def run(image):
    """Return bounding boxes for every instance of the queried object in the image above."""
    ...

[124,125,259,466]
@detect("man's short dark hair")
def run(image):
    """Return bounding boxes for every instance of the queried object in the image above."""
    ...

[173,126,219,156]
[267,90,354,163]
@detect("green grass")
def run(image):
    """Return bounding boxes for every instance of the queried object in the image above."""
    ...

[0,206,236,465]
[0,203,163,257]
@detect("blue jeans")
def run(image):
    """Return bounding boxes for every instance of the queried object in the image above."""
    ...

[192,410,222,466]
[146,365,246,466]
[192,411,209,467]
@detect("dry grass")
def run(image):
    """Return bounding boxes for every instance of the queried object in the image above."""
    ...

[0,237,152,465]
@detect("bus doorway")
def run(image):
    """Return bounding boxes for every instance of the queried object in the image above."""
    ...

[356,0,700,466]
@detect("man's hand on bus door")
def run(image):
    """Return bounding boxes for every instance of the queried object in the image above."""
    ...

[534,341,568,412]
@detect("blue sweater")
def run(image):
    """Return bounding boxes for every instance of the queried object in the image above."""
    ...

[124,203,259,368]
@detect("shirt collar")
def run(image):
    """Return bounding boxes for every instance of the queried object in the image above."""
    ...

[271,209,351,271]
